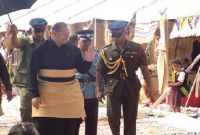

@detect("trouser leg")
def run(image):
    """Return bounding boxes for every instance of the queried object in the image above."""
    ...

[33,117,66,135]
[19,87,32,122]
[107,95,121,135]
[84,98,98,135]
[65,118,81,135]
[0,89,3,115]
[33,117,80,135]
[122,91,139,135]
[74,118,82,135]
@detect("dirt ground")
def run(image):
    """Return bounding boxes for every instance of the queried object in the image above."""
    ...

[0,96,199,135]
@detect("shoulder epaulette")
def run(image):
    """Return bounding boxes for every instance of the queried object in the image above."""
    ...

[102,44,112,52]
[95,49,99,53]
[103,44,111,48]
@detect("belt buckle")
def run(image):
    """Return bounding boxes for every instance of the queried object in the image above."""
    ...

[120,73,125,80]
[83,78,89,84]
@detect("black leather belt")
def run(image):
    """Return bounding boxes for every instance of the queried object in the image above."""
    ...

[39,76,75,82]
[78,77,95,83]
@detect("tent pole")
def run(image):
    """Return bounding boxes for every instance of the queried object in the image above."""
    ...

[174,38,179,58]
[7,13,12,24]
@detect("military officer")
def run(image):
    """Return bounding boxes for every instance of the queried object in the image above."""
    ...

[8,18,47,122]
[96,21,152,135]
[75,29,99,135]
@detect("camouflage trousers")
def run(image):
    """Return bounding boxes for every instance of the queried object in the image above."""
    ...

[18,86,32,122]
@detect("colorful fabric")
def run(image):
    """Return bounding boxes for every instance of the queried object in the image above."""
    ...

[133,22,158,44]
[172,70,189,97]
[170,16,200,38]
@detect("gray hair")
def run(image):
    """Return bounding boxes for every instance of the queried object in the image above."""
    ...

[52,22,68,33]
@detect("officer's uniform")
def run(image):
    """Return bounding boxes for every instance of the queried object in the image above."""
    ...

[97,21,148,135]
[75,30,99,135]
[12,18,47,122]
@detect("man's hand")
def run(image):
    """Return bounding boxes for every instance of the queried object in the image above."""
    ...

[85,44,95,62]
[6,90,12,102]
[7,24,18,35]
[144,87,153,102]
[96,88,105,104]
[168,83,174,87]
[32,97,41,109]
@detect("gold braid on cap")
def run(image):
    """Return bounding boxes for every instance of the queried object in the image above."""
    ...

[100,50,128,77]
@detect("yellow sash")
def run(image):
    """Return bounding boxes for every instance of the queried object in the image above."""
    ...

[32,69,85,118]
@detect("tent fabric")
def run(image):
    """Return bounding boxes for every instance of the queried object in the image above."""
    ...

[156,15,169,94]
[170,16,200,39]
[181,91,200,107]
[133,21,159,44]
[136,0,200,23]
[1,0,200,30]
[0,0,150,29]
[0,0,157,30]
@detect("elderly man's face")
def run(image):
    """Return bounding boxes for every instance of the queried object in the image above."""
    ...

[54,26,70,45]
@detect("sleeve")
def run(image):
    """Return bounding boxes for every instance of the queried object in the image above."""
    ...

[75,48,92,74]
[177,71,186,83]
[0,54,12,92]
[20,38,30,51]
[27,47,41,98]
[138,45,148,66]
[96,50,107,73]
[91,52,99,76]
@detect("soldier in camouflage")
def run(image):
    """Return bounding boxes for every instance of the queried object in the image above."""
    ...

[8,18,47,122]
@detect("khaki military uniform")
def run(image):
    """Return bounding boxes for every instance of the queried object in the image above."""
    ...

[97,40,147,135]
[12,38,36,122]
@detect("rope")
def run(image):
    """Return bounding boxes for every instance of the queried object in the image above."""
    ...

[100,50,127,77]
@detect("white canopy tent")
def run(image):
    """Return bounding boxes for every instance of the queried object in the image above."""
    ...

[1,0,200,31]
[0,0,156,30]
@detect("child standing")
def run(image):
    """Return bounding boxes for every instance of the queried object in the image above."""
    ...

[168,59,187,112]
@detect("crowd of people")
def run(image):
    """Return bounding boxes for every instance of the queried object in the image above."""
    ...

[0,17,193,135]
